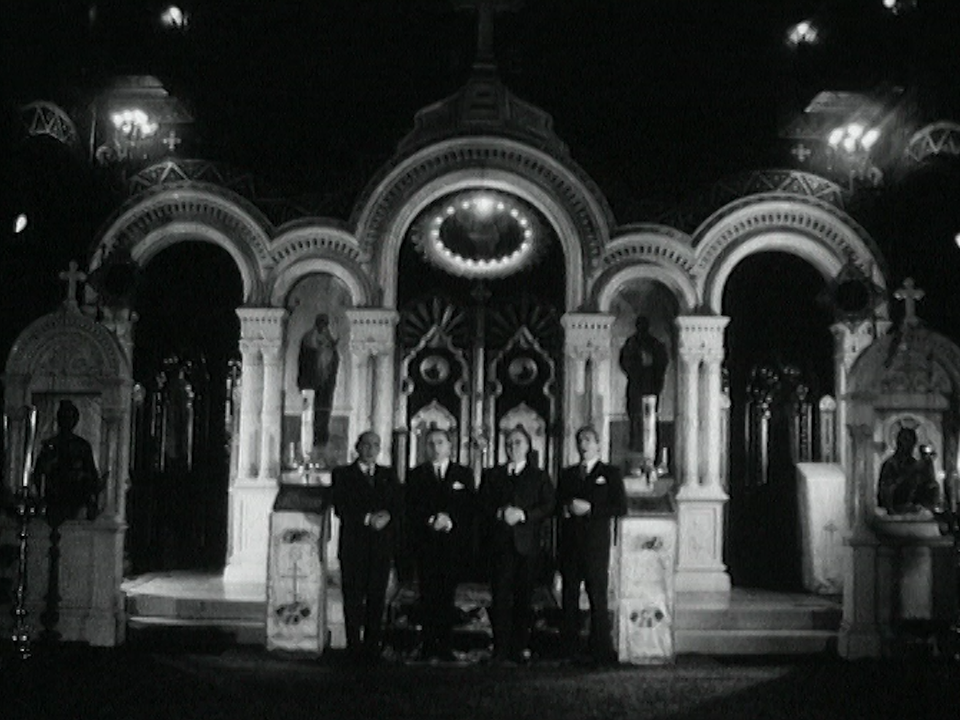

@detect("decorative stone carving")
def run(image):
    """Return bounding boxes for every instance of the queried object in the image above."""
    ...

[562,313,614,361]
[346,309,399,357]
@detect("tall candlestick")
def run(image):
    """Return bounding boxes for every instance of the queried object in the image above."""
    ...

[21,405,38,490]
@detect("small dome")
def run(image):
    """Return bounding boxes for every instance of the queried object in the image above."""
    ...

[397,64,568,158]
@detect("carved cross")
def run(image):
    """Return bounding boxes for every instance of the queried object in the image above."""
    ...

[452,0,524,63]
[162,131,182,152]
[791,143,812,162]
[59,260,87,307]
[894,277,924,326]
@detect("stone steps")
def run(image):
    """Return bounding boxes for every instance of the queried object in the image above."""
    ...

[122,574,843,656]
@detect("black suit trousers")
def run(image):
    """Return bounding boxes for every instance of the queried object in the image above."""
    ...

[340,537,391,657]
[490,543,538,659]
[416,540,460,651]
[560,545,613,658]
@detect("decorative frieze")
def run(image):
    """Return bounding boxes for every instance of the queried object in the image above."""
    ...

[346,308,399,357]
[561,312,615,361]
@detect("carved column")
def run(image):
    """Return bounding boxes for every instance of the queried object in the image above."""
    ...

[674,315,731,593]
[235,341,262,479]
[346,309,399,462]
[258,343,284,480]
[225,308,285,584]
[831,320,884,476]
[561,313,615,464]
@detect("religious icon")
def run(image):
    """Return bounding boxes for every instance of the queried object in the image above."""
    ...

[297,313,340,450]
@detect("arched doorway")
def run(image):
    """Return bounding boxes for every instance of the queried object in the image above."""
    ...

[723,251,834,590]
[127,241,243,573]
[394,189,567,580]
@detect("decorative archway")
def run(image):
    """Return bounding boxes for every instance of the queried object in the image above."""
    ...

[90,186,272,305]
[695,196,887,314]
[355,137,614,311]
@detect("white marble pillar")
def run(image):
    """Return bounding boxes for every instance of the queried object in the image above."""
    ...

[678,353,700,488]
[235,340,263,479]
[561,313,615,464]
[259,343,284,480]
[831,320,883,478]
[345,309,398,462]
[702,352,725,488]
[225,308,286,585]
[372,350,397,455]
[674,315,731,593]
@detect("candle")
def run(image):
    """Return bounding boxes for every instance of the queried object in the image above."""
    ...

[20,406,38,490]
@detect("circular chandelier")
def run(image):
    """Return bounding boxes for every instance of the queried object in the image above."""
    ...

[412,190,546,279]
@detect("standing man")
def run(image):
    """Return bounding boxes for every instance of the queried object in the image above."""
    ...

[480,426,555,664]
[330,431,402,664]
[405,427,476,661]
[557,426,627,665]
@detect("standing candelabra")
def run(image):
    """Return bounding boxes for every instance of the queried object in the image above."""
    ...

[5,406,40,662]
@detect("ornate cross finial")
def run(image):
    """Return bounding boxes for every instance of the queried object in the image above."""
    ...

[894,277,924,327]
[453,0,523,65]
[59,260,87,308]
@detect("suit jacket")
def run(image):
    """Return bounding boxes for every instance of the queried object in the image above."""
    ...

[331,461,403,562]
[556,460,627,559]
[480,463,555,557]
[405,461,476,553]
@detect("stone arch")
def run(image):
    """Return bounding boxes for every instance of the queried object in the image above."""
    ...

[90,186,272,304]
[354,137,613,310]
[19,101,81,150]
[267,224,373,307]
[695,196,887,314]
[593,225,698,313]
[904,121,960,165]
[5,308,129,382]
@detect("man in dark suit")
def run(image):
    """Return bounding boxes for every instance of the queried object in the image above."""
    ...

[405,427,476,661]
[480,426,555,663]
[330,430,402,664]
[557,426,627,665]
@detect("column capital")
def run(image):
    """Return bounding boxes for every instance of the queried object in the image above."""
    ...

[238,339,263,358]
[676,314,729,358]
[346,308,399,356]
[237,307,288,343]
[562,312,615,360]
[830,319,886,369]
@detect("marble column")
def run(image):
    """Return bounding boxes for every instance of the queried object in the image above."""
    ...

[674,315,731,593]
[345,309,399,462]
[702,351,725,488]
[225,307,286,585]
[831,320,884,477]
[678,352,700,489]
[235,340,263,479]
[561,313,615,464]
[259,343,284,480]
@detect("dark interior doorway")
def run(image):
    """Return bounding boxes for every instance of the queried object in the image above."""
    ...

[723,251,834,591]
[127,242,242,574]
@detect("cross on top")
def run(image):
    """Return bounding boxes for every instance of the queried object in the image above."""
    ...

[453,0,524,64]
[894,277,924,326]
[161,131,181,152]
[59,260,87,308]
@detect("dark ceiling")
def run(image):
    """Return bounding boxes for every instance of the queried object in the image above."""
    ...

[3,0,960,353]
